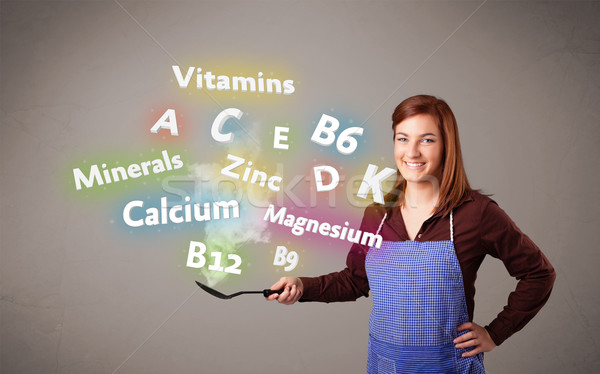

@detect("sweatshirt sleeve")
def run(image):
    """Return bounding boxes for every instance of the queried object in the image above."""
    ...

[479,199,556,345]
[298,204,385,302]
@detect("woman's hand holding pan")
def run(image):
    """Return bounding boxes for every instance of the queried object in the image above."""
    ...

[266,277,303,305]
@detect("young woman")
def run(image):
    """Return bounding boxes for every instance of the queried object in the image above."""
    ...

[266,95,555,373]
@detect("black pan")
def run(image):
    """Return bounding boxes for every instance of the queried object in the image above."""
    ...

[195,281,283,299]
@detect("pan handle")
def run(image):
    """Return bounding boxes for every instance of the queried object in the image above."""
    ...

[262,289,284,297]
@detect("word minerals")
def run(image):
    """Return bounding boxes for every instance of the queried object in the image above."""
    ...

[123,196,239,227]
[263,204,383,248]
[73,150,183,191]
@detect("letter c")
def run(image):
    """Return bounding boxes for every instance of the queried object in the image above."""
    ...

[211,108,243,143]
[267,176,282,192]
[123,200,144,227]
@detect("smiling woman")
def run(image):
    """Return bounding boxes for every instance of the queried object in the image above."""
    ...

[267,95,556,374]
[388,95,472,219]
[394,114,444,184]
[393,114,446,240]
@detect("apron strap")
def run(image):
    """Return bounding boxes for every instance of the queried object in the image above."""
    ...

[376,212,387,236]
[450,210,454,242]
[376,210,453,241]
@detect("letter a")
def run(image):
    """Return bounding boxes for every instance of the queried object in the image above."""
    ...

[150,109,179,136]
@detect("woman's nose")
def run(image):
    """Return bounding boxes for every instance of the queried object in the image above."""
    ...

[406,141,420,158]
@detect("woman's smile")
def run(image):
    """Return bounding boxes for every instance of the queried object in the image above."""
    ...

[404,161,426,169]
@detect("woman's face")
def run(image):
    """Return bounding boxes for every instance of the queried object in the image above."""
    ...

[394,114,444,184]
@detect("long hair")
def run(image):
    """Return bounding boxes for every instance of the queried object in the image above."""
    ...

[383,95,472,217]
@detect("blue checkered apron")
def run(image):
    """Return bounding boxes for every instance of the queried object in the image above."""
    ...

[365,211,485,373]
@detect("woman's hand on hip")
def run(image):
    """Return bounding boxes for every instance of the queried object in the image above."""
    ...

[454,322,497,357]
[266,277,303,305]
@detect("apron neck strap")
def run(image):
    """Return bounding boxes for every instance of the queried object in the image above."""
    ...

[450,210,454,242]
[376,210,454,241]
[376,212,387,236]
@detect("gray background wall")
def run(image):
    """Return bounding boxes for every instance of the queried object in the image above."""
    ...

[2,1,599,373]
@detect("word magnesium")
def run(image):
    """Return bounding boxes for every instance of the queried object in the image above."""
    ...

[263,204,383,248]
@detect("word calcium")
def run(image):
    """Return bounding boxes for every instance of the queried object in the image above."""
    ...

[123,196,240,227]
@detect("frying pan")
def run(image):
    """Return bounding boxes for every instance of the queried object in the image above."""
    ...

[195,281,283,299]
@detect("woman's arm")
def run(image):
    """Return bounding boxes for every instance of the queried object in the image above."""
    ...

[479,199,556,346]
[266,204,385,305]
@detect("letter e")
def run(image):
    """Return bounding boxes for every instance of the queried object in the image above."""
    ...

[273,126,290,150]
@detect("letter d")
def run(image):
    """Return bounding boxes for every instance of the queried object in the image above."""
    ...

[313,165,339,192]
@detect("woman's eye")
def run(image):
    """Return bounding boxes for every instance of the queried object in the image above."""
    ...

[422,138,434,143]
[396,137,407,142]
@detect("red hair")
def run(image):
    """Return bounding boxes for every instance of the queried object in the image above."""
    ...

[384,95,472,217]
